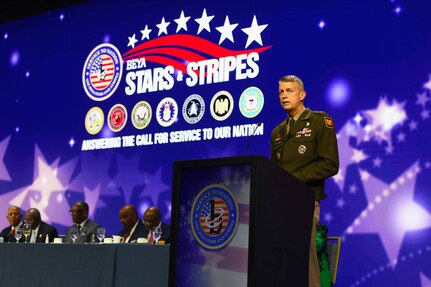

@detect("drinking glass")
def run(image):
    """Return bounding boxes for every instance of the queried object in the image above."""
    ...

[152,227,162,244]
[14,228,23,243]
[70,227,78,243]
[96,227,106,243]
[22,224,31,243]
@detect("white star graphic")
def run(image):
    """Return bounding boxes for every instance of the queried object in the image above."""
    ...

[68,137,75,148]
[423,74,431,91]
[323,212,333,223]
[195,8,214,34]
[420,273,431,287]
[346,161,431,264]
[215,16,238,44]
[416,92,430,107]
[362,96,407,147]
[349,184,358,194]
[396,132,406,142]
[353,113,363,125]
[409,120,418,131]
[5,145,77,225]
[83,184,102,218]
[373,157,382,168]
[331,167,344,186]
[351,148,368,163]
[174,10,191,33]
[156,17,170,36]
[336,198,346,209]
[421,109,430,119]
[359,169,370,181]
[127,33,138,48]
[0,135,11,181]
[139,167,170,206]
[140,25,152,40]
[241,15,268,48]
[200,248,225,271]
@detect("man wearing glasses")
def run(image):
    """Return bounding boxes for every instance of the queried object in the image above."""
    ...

[65,201,101,243]
[143,206,170,244]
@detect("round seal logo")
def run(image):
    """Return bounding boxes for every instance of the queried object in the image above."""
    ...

[190,184,239,250]
[156,97,178,127]
[107,104,127,132]
[182,94,205,124]
[85,107,104,135]
[131,101,152,129]
[210,90,234,121]
[82,43,123,102]
[298,144,307,154]
[239,86,264,118]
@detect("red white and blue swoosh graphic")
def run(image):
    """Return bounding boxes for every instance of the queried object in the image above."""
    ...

[121,11,271,74]
[122,34,271,75]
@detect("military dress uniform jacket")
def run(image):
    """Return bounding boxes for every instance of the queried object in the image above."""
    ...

[270,108,339,200]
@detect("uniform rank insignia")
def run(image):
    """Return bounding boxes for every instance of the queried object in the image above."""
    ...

[324,117,334,129]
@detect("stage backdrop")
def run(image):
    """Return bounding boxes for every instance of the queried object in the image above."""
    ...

[1,0,431,286]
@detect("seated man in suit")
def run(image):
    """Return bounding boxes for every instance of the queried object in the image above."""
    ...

[65,201,100,243]
[25,208,58,243]
[143,206,170,244]
[118,204,146,243]
[0,206,25,243]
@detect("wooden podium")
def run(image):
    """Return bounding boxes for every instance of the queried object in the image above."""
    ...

[169,155,314,287]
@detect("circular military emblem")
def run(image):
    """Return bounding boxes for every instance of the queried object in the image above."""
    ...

[210,90,234,121]
[82,43,123,102]
[156,97,178,127]
[190,184,239,250]
[182,94,205,124]
[107,104,127,132]
[131,101,152,129]
[85,107,104,135]
[239,86,264,118]
[298,144,307,154]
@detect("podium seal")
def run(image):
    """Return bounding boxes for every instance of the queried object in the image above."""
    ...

[190,184,239,250]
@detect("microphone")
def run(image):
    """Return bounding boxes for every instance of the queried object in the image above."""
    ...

[243,122,263,156]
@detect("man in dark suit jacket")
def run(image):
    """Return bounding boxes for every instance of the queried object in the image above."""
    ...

[142,206,170,244]
[118,205,146,243]
[0,206,25,243]
[65,201,100,243]
[25,208,58,243]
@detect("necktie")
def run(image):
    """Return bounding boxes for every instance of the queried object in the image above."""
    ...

[148,232,154,244]
[123,231,130,243]
[77,224,81,233]
[9,227,15,237]
[287,118,295,138]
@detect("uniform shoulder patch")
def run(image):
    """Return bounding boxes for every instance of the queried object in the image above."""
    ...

[324,117,334,129]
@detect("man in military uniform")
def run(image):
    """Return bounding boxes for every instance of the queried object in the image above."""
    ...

[271,75,339,287]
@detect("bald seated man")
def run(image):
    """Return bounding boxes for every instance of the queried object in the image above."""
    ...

[118,205,146,243]
[25,208,58,243]
[1,206,25,242]
[142,206,170,244]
